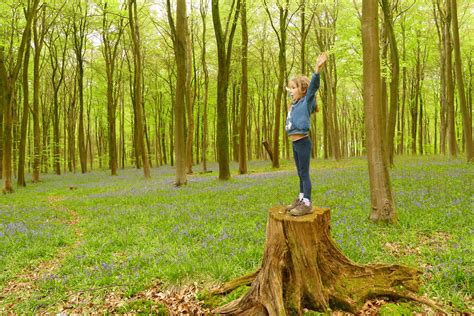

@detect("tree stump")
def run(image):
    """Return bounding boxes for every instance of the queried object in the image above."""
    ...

[214,206,422,315]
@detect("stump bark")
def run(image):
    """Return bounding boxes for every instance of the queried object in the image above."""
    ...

[214,206,422,315]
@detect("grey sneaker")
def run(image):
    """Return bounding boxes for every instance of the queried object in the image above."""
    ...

[285,198,302,212]
[290,202,313,216]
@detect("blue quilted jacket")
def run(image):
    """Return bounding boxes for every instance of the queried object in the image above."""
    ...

[285,73,320,136]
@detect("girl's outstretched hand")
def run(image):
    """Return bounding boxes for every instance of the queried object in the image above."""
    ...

[315,52,328,73]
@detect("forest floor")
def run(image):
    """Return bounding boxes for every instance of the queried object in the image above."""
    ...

[0,155,472,314]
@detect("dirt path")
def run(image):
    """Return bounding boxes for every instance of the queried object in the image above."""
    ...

[0,196,82,311]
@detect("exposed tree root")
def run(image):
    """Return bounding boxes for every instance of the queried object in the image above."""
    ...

[212,206,441,315]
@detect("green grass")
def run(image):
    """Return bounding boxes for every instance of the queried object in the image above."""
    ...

[0,155,472,313]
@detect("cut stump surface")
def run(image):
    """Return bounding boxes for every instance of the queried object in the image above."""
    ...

[214,206,421,315]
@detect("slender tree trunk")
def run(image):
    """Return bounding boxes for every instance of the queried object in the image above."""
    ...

[231,83,238,162]
[102,5,123,176]
[200,1,209,172]
[264,0,288,169]
[419,88,424,155]
[2,0,39,193]
[168,0,187,185]
[32,13,43,182]
[433,1,448,155]
[397,17,407,155]
[185,16,194,174]
[300,1,314,75]
[381,0,399,166]
[380,20,389,160]
[362,0,396,223]
[120,85,125,168]
[0,53,4,180]
[48,29,67,176]
[330,60,341,159]
[445,0,456,157]
[129,0,150,178]
[212,0,241,180]
[18,28,31,187]
[451,0,473,161]
[239,0,248,174]
[72,4,88,173]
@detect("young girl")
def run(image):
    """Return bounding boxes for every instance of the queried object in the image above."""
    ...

[285,53,328,216]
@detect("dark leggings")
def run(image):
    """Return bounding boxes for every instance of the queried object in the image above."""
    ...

[292,136,312,201]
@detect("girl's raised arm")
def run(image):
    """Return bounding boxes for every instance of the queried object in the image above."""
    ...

[306,53,328,112]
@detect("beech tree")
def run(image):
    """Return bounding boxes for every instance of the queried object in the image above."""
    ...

[167,0,187,185]
[238,0,248,174]
[128,0,150,178]
[263,0,290,168]
[200,0,210,173]
[17,19,31,187]
[212,0,240,180]
[100,1,124,176]
[72,0,88,173]
[362,0,396,223]
[450,0,473,162]
[380,0,400,166]
[1,0,39,193]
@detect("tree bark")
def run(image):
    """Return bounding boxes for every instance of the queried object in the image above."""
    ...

[214,207,421,314]
[238,0,248,175]
[445,0,456,157]
[47,19,68,176]
[128,0,150,178]
[72,3,88,173]
[315,5,340,160]
[185,15,194,175]
[0,51,4,180]
[17,26,31,187]
[381,0,399,166]
[362,0,396,223]
[2,0,39,193]
[433,1,448,155]
[200,1,209,172]
[101,2,124,176]
[264,0,288,169]
[167,0,187,185]
[451,0,473,162]
[212,0,240,180]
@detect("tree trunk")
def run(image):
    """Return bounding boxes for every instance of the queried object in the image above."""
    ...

[239,0,248,175]
[2,0,39,193]
[120,85,125,169]
[214,207,421,314]
[185,16,194,174]
[451,0,473,162]
[102,4,123,176]
[167,0,187,185]
[200,1,209,172]
[231,83,239,163]
[0,51,4,180]
[17,27,31,187]
[32,12,43,182]
[362,0,396,223]
[48,26,67,176]
[418,83,424,155]
[445,0,456,157]
[129,0,150,178]
[212,0,240,180]
[381,0,399,166]
[73,4,88,173]
[433,1,447,155]
[264,0,288,169]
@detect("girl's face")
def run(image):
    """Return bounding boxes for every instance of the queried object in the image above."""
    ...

[286,81,303,102]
